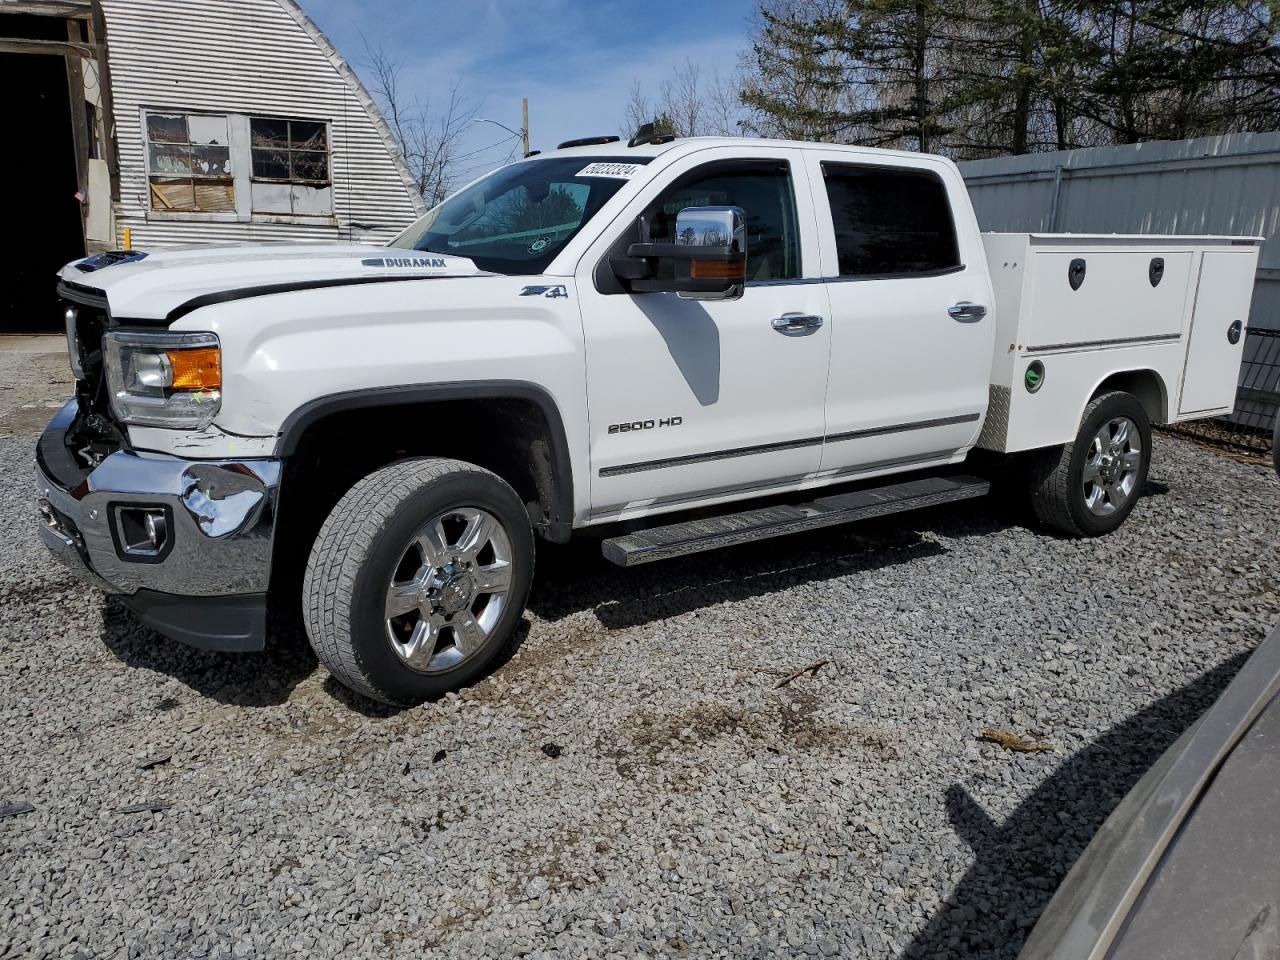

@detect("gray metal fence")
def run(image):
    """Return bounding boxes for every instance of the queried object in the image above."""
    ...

[959,134,1280,456]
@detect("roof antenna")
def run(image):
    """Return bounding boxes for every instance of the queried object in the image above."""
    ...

[628,122,656,147]
[628,121,676,148]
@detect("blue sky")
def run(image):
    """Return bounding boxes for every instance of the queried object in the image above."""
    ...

[297,0,753,183]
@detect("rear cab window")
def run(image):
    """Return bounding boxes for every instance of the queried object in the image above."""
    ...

[820,162,961,278]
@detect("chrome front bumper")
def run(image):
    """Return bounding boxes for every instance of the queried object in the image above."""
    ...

[34,400,280,651]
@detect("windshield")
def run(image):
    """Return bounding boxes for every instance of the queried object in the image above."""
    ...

[388,156,651,274]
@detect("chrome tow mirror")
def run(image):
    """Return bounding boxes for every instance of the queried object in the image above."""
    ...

[609,205,748,301]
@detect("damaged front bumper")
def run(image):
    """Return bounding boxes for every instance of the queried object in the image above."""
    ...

[34,400,279,651]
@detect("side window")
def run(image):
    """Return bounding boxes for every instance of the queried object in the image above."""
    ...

[822,163,960,277]
[142,110,335,219]
[647,164,800,281]
[145,112,234,213]
[249,117,333,217]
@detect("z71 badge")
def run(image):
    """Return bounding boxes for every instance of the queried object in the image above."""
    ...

[608,416,683,434]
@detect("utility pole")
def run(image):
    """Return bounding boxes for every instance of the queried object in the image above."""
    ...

[522,98,530,156]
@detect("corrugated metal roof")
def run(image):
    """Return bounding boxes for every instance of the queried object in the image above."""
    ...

[101,0,423,248]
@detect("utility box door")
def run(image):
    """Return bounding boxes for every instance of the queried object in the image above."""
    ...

[1180,251,1256,415]
[1024,249,1193,350]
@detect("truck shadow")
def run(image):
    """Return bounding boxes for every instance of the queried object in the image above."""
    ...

[529,496,1020,630]
[899,649,1250,960]
[99,598,317,708]
[93,475,1168,711]
[634,295,721,406]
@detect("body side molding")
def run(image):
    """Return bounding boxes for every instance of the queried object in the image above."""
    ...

[599,413,982,478]
[1025,332,1182,354]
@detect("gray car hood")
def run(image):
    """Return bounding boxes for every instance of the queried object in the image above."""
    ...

[1020,624,1280,960]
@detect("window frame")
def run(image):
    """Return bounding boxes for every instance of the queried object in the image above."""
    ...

[248,116,332,188]
[818,160,965,282]
[140,107,337,225]
[142,110,236,216]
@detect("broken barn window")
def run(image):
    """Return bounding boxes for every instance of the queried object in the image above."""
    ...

[250,116,333,216]
[144,112,235,213]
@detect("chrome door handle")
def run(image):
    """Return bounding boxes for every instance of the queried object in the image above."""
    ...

[948,302,987,322]
[771,313,824,335]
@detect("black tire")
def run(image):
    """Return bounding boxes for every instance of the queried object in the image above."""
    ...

[1272,408,1279,477]
[303,457,534,706]
[1028,391,1152,537]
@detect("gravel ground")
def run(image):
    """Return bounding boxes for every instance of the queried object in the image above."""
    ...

[0,338,73,438]
[1,427,1278,960]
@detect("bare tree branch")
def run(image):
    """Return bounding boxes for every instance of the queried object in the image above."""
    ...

[622,59,747,138]
[363,41,479,208]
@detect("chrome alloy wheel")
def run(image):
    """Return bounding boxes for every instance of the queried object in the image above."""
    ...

[1082,416,1142,517]
[384,507,513,673]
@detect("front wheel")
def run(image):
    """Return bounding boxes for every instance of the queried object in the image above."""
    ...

[303,457,535,706]
[1028,391,1152,537]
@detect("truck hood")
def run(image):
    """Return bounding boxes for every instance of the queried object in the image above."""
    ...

[58,244,491,321]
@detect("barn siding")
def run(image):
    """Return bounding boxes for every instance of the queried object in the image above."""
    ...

[101,0,424,248]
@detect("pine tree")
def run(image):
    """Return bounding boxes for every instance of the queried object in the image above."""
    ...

[737,0,1280,154]
[1071,0,1280,143]
[838,0,957,151]
[741,0,862,140]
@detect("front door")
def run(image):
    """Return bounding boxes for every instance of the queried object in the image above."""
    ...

[577,150,830,520]
[805,153,994,476]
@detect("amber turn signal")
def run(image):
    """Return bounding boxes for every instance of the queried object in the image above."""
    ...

[690,259,746,281]
[167,347,222,391]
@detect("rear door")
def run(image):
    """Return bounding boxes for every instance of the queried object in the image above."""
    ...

[1179,248,1258,415]
[576,147,830,519]
[806,153,994,476]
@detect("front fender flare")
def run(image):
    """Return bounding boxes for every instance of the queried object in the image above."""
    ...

[274,380,575,541]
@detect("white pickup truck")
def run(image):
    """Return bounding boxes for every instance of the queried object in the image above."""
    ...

[36,134,1259,705]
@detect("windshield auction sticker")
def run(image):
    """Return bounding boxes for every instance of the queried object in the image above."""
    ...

[577,162,644,179]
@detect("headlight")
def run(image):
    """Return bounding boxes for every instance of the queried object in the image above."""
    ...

[64,307,85,380]
[103,330,222,429]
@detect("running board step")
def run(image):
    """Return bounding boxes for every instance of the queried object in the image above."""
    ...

[601,475,990,567]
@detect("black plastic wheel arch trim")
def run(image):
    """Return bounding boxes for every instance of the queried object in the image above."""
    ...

[275,381,575,542]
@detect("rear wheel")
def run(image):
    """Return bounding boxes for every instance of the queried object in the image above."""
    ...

[303,458,534,706]
[1029,391,1151,537]
[1272,408,1279,477]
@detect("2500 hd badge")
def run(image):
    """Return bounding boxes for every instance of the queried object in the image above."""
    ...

[608,416,684,434]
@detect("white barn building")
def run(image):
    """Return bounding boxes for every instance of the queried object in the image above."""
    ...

[1,0,425,331]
